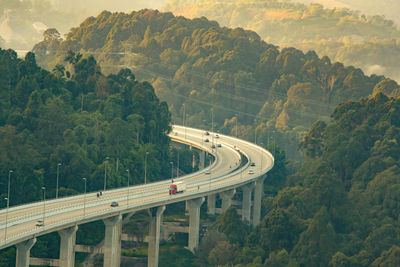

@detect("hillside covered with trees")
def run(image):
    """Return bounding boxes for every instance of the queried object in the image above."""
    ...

[194,93,400,266]
[0,48,171,207]
[33,9,400,158]
[164,0,400,82]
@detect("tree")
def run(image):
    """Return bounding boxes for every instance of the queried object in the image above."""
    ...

[208,241,235,266]
[291,207,337,266]
[372,246,400,267]
[214,207,247,245]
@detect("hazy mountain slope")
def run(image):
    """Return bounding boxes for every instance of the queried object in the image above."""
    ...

[163,0,400,82]
[296,0,400,25]
[32,10,400,158]
[0,0,169,51]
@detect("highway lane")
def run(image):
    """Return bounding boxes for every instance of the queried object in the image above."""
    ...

[0,125,273,250]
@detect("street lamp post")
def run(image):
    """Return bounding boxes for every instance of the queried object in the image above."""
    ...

[56,163,61,199]
[260,142,264,173]
[183,104,186,139]
[170,162,174,181]
[144,152,149,184]
[4,197,8,243]
[235,114,238,139]
[177,149,180,179]
[208,155,212,188]
[211,107,214,133]
[254,127,257,145]
[104,157,109,191]
[82,178,87,217]
[5,170,13,242]
[42,187,46,226]
[126,170,130,206]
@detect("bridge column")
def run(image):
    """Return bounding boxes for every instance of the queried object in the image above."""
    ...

[252,176,266,226]
[207,194,216,215]
[59,225,78,267]
[220,189,235,212]
[103,215,122,267]
[16,238,36,267]
[187,197,205,252]
[242,183,254,223]
[148,205,166,267]
[199,151,205,169]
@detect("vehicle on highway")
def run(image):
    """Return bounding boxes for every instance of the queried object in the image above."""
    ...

[36,220,44,227]
[217,144,222,147]
[211,144,216,148]
[205,131,210,135]
[250,162,255,166]
[215,134,219,138]
[204,138,209,142]
[110,201,119,207]
[248,170,254,174]
[169,182,186,195]
[205,171,211,175]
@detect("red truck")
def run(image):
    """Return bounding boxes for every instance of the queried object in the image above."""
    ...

[169,182,186,195]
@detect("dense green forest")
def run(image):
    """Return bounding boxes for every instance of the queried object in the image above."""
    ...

[33,9,400,159]
[191,93,400,266]
[164,0,400,82]
[0,48,171,207]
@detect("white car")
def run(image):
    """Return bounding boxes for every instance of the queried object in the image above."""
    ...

[248,170,254,174]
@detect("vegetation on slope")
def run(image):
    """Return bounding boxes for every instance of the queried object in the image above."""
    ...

[195,93,400,266]
[33,9,400,158]
[0,48,171,207]
[164,0,400,81]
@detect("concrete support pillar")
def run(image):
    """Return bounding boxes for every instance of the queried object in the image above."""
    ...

[59,225,78,267]
[199,151,205,169]
[242,183,254,223]
[148,205,166,267]
[220,189,235,212]
[187,197,205,252]
[16,238,36,267]
[252,176,266,226]
[103,215,122,267]
[207,194,216,215]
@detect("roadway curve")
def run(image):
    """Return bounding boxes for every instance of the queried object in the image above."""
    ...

[0,125,274,250]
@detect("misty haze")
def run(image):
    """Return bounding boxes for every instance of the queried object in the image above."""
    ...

[0,1,400,266]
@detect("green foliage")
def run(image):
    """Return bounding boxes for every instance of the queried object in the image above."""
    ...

[214,207,247,245]
[33,9,393,161]
[159,244,198,267]
[198,93,400,266]
[165,0,400,83]
[0,48,171,205]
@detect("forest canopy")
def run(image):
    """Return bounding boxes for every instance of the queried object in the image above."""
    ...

[0,48,171,207]
[32,9,400,159]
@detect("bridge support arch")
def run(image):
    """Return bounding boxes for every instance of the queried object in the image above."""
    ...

[242,183,254,223]
[220,189,235,212]
[187,197,205,252]
[59,225,78,267]
[252,176,266,226]
[103,215,122,267]
[16,237,36,267]
[207,194,216,215]
[148,205,166,267]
